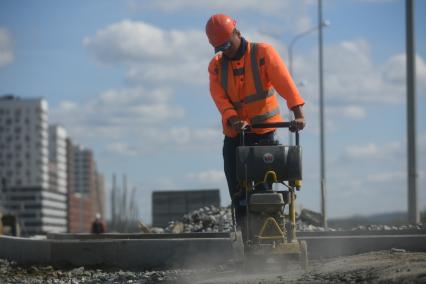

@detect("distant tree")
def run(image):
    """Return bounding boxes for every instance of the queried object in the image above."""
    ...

[109,174,140,233]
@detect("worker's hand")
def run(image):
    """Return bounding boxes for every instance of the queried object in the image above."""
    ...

[229,116,249,133]
[289,118,305,132]
[290,105,305,132]
[232,120,249,133]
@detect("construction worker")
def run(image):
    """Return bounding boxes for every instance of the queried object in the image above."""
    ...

[205,14,305,228]
[91,213,106,234]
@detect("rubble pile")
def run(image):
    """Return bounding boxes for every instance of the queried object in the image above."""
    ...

[165,205,233,233]
[163,205,328,233]
[350,223,424,231]
[163,206,425,233]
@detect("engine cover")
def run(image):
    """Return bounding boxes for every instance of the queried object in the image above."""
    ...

[236,145,302,182]
[249,192,284,213]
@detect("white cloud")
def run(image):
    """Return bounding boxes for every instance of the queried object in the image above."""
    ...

[50,86,186,145]
[366,171,405,183]
[131,0,300,15]
[50,88,224,157]
[383,53,426,94]
[83,20,169,63]
[355,0,397,3]
[324,40,401,104]
[84,20,211,85]
[296,39,426,105]
[168,126,220,145]
[105,142,138,156]
[187,170,226,184]
[135,0,318,36]
[345,141,401,160]
[346,143,380,157]
[0,28,13,68]
[332,105,367,120]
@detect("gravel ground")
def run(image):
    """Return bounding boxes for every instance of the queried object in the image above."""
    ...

[0,259,227,284]
[1,250,426,283]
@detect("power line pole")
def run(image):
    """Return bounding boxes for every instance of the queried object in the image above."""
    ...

[406,0,419,224]
[318,0,327,229]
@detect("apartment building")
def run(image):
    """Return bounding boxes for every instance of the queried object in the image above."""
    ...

[0,95,67,234]
[47,125,68,233]
[67,141,106,233]
[1,95,106,235]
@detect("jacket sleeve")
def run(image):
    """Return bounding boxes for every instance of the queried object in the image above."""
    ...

[208,59,238,125]
[263,44,305,109]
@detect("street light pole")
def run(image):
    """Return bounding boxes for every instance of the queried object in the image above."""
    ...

[288,22,329,77]
[406,0,419,224]
[318,0,327,229]
[288,20,329,145]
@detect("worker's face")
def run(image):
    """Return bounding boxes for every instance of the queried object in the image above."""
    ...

[222,29,241,58]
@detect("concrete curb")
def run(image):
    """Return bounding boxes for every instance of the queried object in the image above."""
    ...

[2,233,426,269]
[0,235,234,269]
[300,234,426,259]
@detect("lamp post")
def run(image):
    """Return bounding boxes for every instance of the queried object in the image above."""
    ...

[406,0,419,224]
[288,20,330,78]
[318,0,327,229]
[287,20,329,145]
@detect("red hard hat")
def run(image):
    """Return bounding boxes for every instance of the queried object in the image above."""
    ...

[205,14,236,50]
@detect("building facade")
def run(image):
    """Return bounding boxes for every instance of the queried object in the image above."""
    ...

[67,141,105,233]
[152,189,221,227]
[1,95,106,235]
[0,95,67,235]
[47,125,68,233]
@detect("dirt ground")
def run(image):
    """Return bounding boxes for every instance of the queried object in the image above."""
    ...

[187,250,426,284]
[1,250,426,283]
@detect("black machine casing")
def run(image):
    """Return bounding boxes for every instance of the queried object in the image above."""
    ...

[236,145,302,182]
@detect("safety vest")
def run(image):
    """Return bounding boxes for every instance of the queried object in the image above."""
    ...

[218,42,283,137]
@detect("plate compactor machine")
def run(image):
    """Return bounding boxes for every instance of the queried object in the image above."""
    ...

[232,121,307,269]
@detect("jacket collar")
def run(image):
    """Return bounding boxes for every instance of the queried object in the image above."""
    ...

[223,37,247,61]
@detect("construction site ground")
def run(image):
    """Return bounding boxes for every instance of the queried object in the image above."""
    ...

[1,250,426,283]
[191,250,426,284]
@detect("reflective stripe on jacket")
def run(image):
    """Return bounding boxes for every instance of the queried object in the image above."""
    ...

[208,41,304,137]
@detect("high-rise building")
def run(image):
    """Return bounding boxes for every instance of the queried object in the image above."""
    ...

[47,125,68,232]
[0,95,67,235]
[67,141,106,233]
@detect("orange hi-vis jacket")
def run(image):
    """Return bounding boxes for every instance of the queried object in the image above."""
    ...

[208,41,305,137]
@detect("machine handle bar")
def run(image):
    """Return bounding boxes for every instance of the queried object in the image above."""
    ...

[250,122,291,129]
[242,121,300,146]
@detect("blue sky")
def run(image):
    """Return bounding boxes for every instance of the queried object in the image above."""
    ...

[0,0,425,224]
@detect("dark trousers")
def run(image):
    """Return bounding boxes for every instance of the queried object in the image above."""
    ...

[223,131,275,226]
